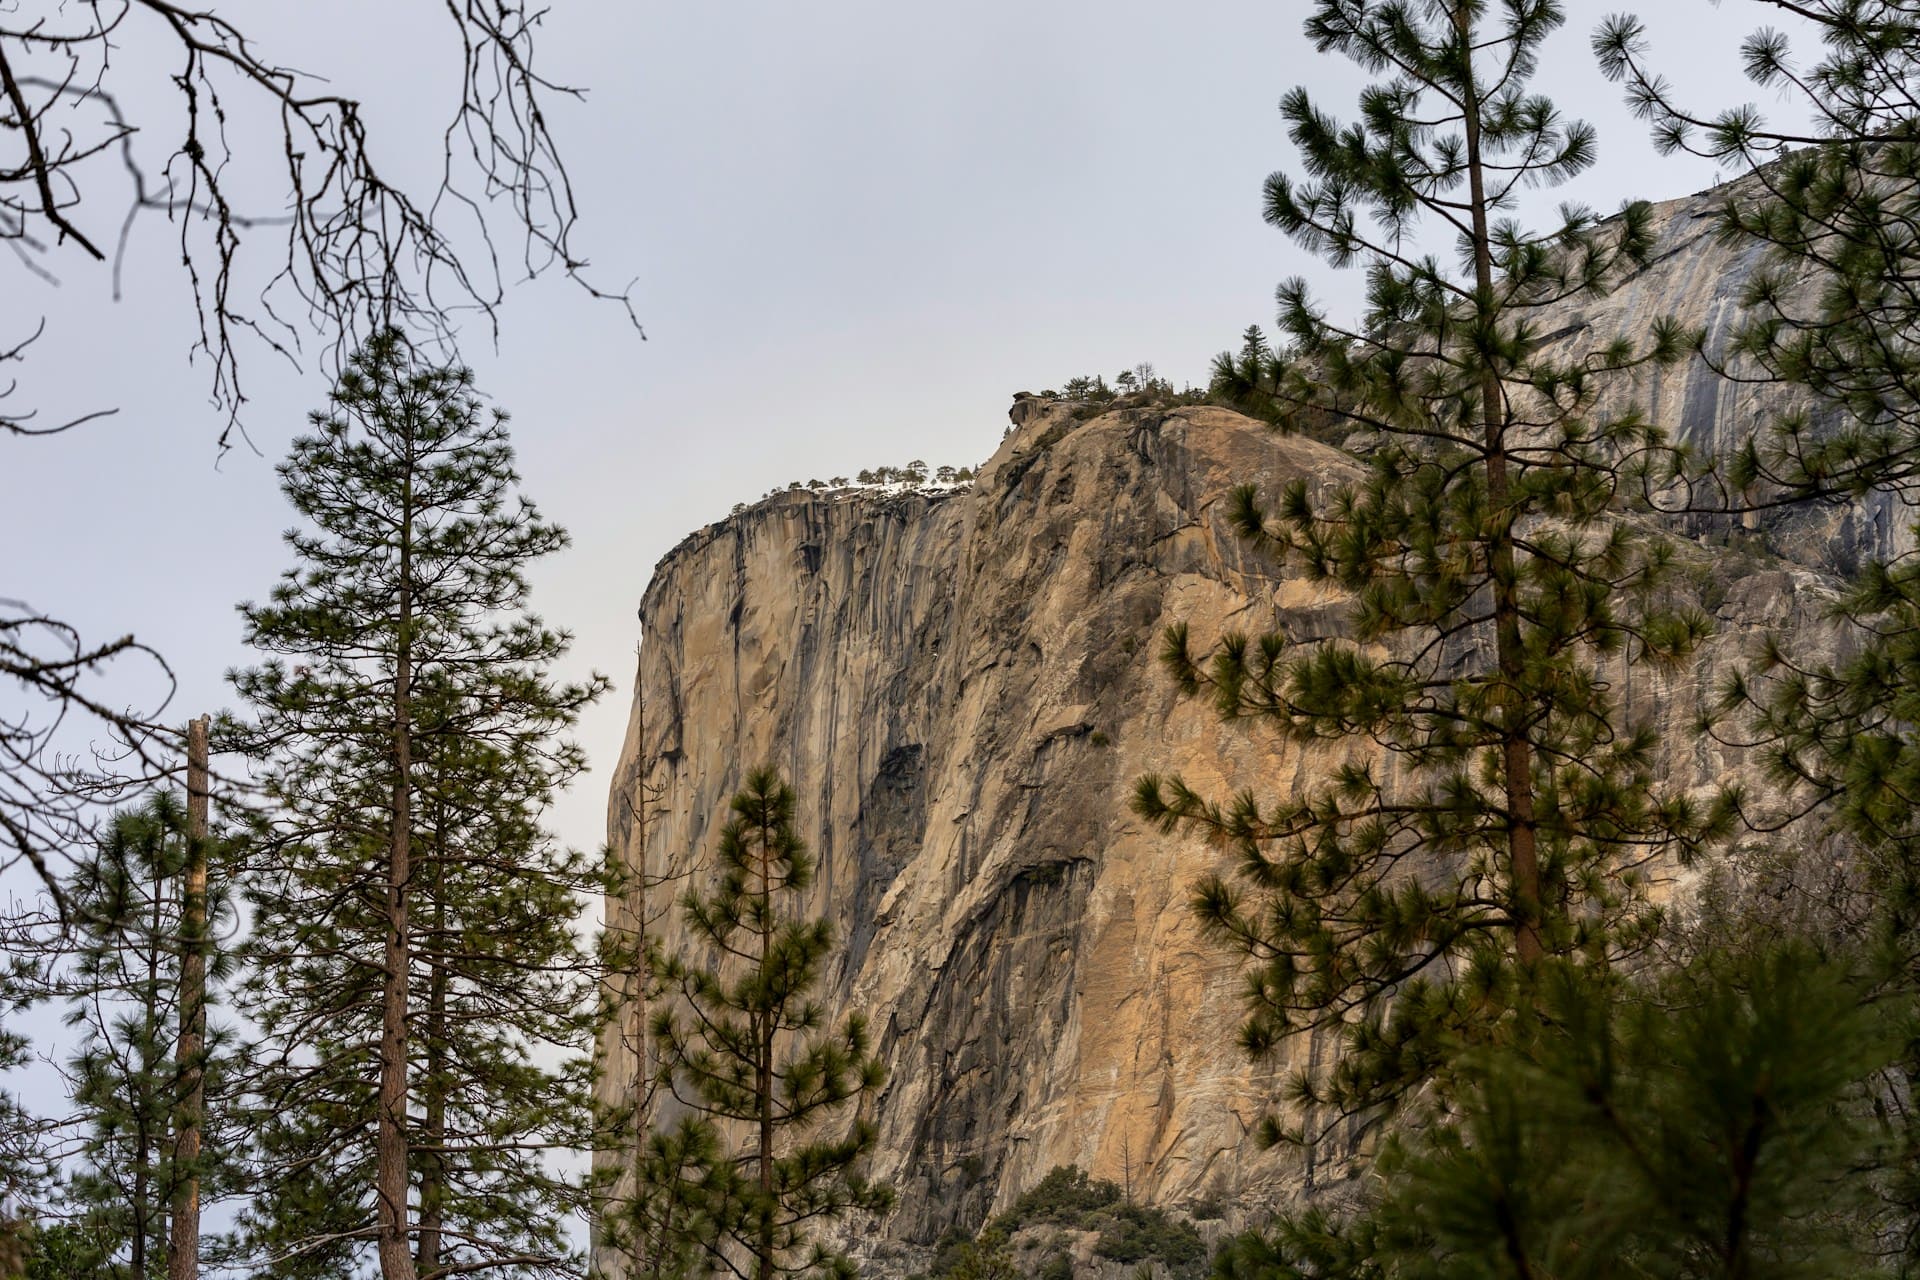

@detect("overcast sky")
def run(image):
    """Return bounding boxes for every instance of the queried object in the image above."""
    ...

[7,0,1799,877]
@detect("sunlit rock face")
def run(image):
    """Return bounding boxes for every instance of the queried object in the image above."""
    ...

[596,173,1874,1275]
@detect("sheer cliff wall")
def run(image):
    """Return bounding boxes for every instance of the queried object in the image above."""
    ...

[599,176,1874,1267]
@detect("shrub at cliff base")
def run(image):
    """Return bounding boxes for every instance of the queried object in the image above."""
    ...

[921,1165,1207,1280]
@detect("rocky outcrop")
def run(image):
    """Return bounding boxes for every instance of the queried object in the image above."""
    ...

[598,175,1877,1274]
[1532,181,1910,574]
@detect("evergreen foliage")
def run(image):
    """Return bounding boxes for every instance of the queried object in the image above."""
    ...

[921,1166,1208,1280]
[22,7,1920,1277]
[743,464,978,509]
[228,331,607,1280]
[1042,364,1206,410]
[1724,529,1920,1268]
[0,954,51,1265]
[21,1219,117,1278]
[1731,556,1920,876]
[997,1165,1121,1231]
[1134,0,1728,1140]
[636,767,889,1280]
[1093,1204,1207,1275]
[617,1116,731,1280]
[924,1233,1019,1280]
[1600,4,1920,1265]
[1218,943,1900,1279]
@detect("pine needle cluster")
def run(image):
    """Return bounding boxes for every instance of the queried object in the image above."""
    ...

[1598,5,1920,1267]
[55,796,241,1278]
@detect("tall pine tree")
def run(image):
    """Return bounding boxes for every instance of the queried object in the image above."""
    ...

[1135,0,1726,1140]
[229,331,607,1280]
[638,768,890,1280]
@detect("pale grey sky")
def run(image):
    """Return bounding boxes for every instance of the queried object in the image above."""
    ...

[7,0,1795,880]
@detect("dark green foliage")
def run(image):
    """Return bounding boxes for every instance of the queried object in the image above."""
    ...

[1595,0,1920,885]
[1043,364,1207,414]
[638,768,890,1279]
[229,331,606,1278]
[21,1219,118,1279]
[1095,1203,1207,1275]
[928,1234,1019,1280]
[924,1226,980,1278]
[780,463,976,497]
[994,1165,1120,1233]
[1384,951,1892,1278]
[928,1167,1205,1280]
[1208,328,1347,447]
[1719,549,1920,1268]
[1600,6,1920,1266]
[618,1116,732,1280]
[0,940,54,1250]
[1209,1210,1381,1280]
[1137,0,1727,1140]
[1734,557,1920,867]
[1219,943,1900,1279]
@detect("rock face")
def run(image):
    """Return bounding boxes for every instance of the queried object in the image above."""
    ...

[597,176,1877,1274]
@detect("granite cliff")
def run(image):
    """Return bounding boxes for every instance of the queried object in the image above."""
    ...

[598,176,1880,1273]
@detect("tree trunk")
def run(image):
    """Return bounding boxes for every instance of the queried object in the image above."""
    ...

[133,1137,149,1279]
[379,502,419,1280]
[1456,0,1544,965]
[134,1031,151,1280]
[416,984,446,1279]
[136,814,167,1280]
[168,714,209,1280]
[416,815,447,1280]
[758,1031,774,1280]
[757,827,775,1280]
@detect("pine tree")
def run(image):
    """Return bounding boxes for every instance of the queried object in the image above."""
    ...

[1717,519,1920,1267]
[0,933,54,1270]
[596,823,731,1280]
[1134,0,1726,1140]
[618,1117,734,1280]
[228,331,607,1279]
[56,795,236,1280]
[1599,6,1920,1261]
[639,768,890,1280]
[21,1219,117,1279]
[1226,945,1899,1280]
